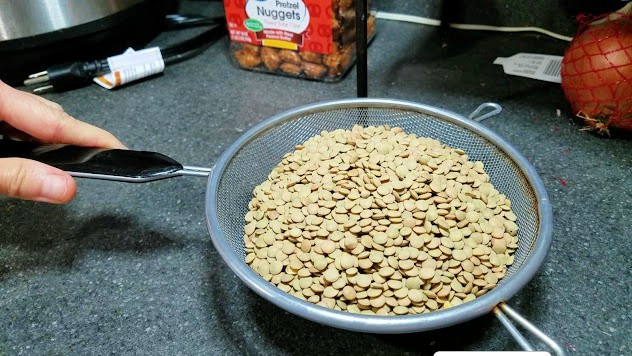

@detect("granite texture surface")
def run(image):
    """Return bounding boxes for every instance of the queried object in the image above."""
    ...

[1,1,631,355]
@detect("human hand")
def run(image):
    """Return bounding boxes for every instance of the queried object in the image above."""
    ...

[0,80,125,204]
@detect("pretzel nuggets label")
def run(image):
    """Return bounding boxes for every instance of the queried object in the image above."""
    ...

[224,0,333,54]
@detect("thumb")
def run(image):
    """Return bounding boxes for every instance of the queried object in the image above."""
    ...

[0,158,76,204]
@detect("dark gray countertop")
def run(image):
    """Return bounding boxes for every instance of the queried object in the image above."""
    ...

[1,2,631,355]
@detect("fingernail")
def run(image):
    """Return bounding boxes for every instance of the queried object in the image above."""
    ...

[40,174,69,202]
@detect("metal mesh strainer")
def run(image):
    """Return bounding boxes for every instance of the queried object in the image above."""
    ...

[0,97,561,353]
[206,98,557,346]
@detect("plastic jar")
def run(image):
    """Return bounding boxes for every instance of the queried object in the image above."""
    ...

[223,0,375,81]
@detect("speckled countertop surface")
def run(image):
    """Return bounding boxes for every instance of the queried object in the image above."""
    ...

[1,1,631,355]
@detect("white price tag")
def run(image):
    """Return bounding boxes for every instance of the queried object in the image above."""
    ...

[494,53,562,83]
[94,47,165,89]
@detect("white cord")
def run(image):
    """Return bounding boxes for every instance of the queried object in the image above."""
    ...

[375,12,441,26]
[374,11,574,42]
[449,23,573,41]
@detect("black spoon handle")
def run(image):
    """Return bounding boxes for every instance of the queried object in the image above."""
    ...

[0,140,185,182]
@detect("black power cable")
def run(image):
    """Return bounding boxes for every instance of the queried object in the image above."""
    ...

[161,24,227,65]
[24,15,227,94]
[164,14,226,29]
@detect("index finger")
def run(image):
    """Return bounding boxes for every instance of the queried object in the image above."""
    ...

[0,80,125,149]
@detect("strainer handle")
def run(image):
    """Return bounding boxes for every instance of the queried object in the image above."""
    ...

[494,302,567,356]
[0,140,211,182]
[468,102,503,122]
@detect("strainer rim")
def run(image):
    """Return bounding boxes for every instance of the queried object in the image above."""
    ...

[206,98,553,333]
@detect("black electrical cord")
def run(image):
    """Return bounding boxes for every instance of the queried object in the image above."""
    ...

[23,15,227,94]
[161,24,227,65]
[164,14,225,30]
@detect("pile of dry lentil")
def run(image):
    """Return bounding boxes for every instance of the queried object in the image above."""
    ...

[243,125,518,316]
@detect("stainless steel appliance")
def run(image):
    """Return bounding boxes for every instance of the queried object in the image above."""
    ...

[0,0,178,85]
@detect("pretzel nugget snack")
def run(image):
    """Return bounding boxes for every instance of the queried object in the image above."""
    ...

[224,0,376,81]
